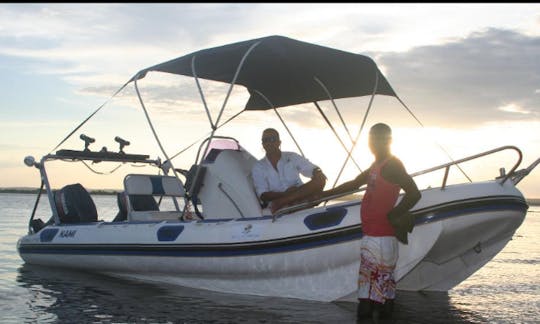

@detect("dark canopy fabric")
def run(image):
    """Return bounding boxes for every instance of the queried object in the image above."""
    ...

[132,35,397,110]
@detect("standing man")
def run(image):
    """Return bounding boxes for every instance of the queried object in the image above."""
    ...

[252,128,327,213]
[321,123,421,321]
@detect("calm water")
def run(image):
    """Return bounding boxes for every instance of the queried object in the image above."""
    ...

[1,193,538,323]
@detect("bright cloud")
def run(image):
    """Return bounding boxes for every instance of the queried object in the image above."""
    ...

[498,103,531,114]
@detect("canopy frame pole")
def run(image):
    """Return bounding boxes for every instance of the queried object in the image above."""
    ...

[133,73,183,183]
[185,41,260,205]
[331,69,380,189]
[191,56,215,129]
[313,101,362,171]
[213,43,260,129]
[313,77,355,145]
[251,89,305,157]
[194,41,261,166]
[38,157,61,225]
[28,180,44,234]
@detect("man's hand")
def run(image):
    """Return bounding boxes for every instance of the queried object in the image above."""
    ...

[312,168,327,185]
[387,209,416,244]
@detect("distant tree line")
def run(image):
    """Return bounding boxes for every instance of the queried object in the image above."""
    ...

[0,188,118,195]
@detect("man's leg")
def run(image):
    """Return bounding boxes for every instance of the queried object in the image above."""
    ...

[356,236,398,322]
[356,298,373,319]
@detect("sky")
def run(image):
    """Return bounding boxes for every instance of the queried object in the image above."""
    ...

[1,3,539,198]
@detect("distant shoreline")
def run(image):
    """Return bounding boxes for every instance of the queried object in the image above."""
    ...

[1,188,539,205]
[0,188,119,196]
[527,199,540,206]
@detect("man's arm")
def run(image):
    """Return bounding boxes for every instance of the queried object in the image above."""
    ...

[383,158,421,217]
[260,190,291,203]
[321,169,369,198]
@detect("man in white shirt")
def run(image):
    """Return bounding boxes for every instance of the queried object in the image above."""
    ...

[251,128,327,213]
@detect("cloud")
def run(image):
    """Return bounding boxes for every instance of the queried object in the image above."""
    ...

[0,4,266,88]
[498,103,531,114]
[2,5,539,131]
[374,28,540,127]
[68,27,540,132]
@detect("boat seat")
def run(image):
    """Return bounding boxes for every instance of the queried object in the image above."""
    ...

[123,174,185,221]
[53,183,98,223]
[196,149,263,219]
[113,192,160,222]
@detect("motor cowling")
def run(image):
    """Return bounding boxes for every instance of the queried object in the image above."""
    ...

[54,183,98,223]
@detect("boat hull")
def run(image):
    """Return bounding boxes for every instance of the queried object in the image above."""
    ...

[397,209,525,291]
[18,181,528,301]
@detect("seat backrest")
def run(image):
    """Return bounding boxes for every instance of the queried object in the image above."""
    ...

[123,174,185,221]
[124,174,185,197]
[113,191,160,222]
[54,183,98,223]
[196,149,262,219]
[130,194,159,211]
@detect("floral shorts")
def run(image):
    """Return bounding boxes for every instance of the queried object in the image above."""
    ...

[357,235,398,303]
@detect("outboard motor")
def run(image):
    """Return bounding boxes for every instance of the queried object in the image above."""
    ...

[54,183,98,223]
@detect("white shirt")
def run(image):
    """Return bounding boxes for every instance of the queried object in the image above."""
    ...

[252,151,318,199]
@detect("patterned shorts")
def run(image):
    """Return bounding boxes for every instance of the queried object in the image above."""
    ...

[357,235,398,303]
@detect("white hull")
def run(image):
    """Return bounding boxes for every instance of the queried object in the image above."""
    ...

[397,211,522,291]
[18,180,528,301]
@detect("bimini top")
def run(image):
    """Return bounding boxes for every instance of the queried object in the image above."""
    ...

[131,35,396,111]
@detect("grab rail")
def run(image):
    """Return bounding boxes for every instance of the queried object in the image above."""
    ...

[408,145,522,188]
[273,145,523,219]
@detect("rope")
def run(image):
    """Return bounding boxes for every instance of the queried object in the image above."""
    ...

[49,80,130,154]
[169,110,244,161]
[80,160,123,175]
[395,95,472,182]
[250,89,305,157]
[273,108,305,157]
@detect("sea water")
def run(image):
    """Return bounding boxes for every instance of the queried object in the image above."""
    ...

[0,193,538,323]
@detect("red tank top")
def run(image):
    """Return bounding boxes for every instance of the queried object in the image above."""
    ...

[360,157,400,236]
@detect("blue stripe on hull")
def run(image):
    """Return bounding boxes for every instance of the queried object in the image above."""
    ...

[19,196,527,258]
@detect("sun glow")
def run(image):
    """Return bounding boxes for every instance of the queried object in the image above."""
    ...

[270,122,538,195]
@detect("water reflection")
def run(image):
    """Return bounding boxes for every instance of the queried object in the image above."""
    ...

[14,264,493,324]
[16,264,353,323]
